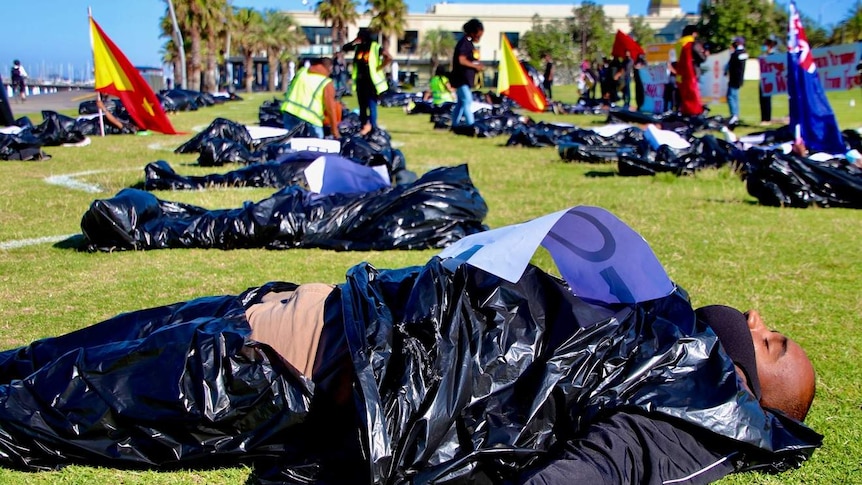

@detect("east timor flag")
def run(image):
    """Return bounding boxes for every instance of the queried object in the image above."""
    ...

[90,16,179,135]
[497,35,547,113]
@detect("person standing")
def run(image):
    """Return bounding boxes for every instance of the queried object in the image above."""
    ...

[616,52,634,109]
[10,60,28,103]
[280,57,341,140]
[662,59,678,112]
[674,25,708,117]
[759,35,778,126]
[343,30,391,135]
[633,54,647,111]
[724,36,748,125]
[542,52,554,100]
[450,18,485,128]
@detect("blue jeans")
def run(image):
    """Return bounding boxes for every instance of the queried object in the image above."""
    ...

[358,94,379,129]
[727,87,740,118]
[283,112,324,138]
[452,85,474,127]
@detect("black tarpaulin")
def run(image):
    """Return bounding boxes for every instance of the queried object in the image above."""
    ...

[743,148,862,208]
[81,164,488,251]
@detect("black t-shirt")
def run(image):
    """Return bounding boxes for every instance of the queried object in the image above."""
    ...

[544,61,554,82]
[451,36,479,88]
[352,42,382,84]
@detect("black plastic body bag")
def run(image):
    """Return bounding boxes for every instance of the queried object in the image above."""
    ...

[0,258,821,483]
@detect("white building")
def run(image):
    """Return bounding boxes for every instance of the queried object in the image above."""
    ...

[238,2,696,89]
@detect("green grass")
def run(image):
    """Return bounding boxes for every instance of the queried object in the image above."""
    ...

[0,82,860,483]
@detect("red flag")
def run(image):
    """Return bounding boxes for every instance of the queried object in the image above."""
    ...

[611,30,645,60]
[496,35,547,112]
[89,16,179,135]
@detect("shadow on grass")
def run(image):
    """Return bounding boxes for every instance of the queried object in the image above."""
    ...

[584,170,618,178]
[53,234,87,250]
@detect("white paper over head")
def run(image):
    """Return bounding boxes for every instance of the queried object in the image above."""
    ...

[438,206,674,304]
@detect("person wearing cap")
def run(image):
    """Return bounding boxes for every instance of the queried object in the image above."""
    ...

[280,57,342,139]
[724,36,749,126]
[759,35,779,125]
[9,60,27,103]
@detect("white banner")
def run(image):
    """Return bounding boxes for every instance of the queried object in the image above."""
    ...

[638,50,732,114]
[640,64,669,114]
[760,42,862,96]
[699,50,731,105]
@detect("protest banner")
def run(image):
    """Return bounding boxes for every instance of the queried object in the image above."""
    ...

[760,42,862,97]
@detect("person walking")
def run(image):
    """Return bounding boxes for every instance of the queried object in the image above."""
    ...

[759,35,779,125]
[343,30,391,135]
[280,57,342,139]
[724,36,748,125]
[450,18,484,128]
[10,60,28,103]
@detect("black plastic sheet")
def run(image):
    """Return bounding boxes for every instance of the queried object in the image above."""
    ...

[81,164,488,251]
[743,148,862,208]
[0,254,821,481]
[144,150,335,190]
[618,135,743,176]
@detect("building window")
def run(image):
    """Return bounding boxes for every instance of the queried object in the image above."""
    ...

[504,32,519,47]
[451,31,464,42]
[399,31,418,54]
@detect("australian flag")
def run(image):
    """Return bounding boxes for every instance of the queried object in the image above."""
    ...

[787,0,845,154]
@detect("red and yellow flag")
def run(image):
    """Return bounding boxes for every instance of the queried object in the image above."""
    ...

[89,16,179,135]
[497,35,547,113]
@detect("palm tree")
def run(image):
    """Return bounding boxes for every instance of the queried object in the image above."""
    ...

[316,0,360,53]
[419,28,455,76]
[199,0,229,92]
[159,13,185,89]
[366,0,407,49]
[261,9,306,92]
[233,7,265,92]
[184,0,205,91]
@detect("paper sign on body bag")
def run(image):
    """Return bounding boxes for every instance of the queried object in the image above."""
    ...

[438,206,674,304]
[304,155,390,195]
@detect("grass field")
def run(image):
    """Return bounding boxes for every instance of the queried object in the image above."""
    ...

[0,82,860,484]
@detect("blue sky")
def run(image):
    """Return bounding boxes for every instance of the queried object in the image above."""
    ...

[3,0,849,80]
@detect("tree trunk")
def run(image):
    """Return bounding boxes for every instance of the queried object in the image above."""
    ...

[172,58,184,90]
[280,59,290,91]
[267,50,278,92]
[204,36,218,92]
[189,28,203,91]
[244,54,255,92]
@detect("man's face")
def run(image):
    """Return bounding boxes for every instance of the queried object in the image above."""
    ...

[747,310,816,418]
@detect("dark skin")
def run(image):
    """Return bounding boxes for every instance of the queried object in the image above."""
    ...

[735,310,816,421]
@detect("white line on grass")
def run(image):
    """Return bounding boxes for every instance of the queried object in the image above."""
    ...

[0,234,79,250]
[44,171,104,193]
[147,142,177,152]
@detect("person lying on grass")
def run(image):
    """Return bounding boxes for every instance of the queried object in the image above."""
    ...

[0,206,820,484]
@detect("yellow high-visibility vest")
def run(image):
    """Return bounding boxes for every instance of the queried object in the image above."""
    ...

[281,68,332,127]
[429,75,454,105]
[351,41,388,95]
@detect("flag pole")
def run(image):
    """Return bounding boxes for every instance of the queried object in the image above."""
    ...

[88,7,105,137]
